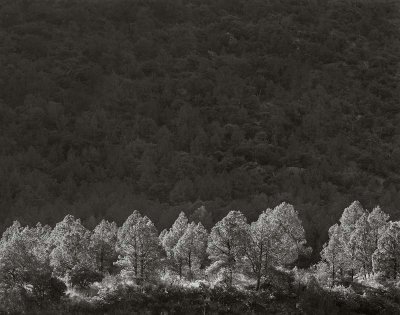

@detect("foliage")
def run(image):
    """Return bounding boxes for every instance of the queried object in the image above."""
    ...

[206,210,249,285]
[373,221,400,280]
[173,222,208,279]
[70,268,103,289]
[0,0,398,266]
[160,211,189,276]
[1,205,400,312]
[0,221,66,312]
[116,210,162,283]
[90,219,118,274]
[245,203,309,290]
[49,215,96,278]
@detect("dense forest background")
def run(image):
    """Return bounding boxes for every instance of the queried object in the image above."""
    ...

[0,0,399,262]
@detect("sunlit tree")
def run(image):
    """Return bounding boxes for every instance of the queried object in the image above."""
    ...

[116,211,161,283]
[173,222,208,279]
[90,219,118,274]
[207,210,248,285]
[373,221,400,280]
[161,211,189,277]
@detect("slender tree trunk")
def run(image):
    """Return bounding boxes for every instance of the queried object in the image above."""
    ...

[256,245,263,291]
[264,250,269,276]
[140,257,144,284]
[100,246,104,273]
[134,253,138,281]
[188,252,192,280]
[256,272,261,291]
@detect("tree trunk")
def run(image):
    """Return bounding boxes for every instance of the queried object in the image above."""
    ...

[100,246,104,273]
[188,252,192,280]
[256,274,261,291]
[256,246,263,291]
[140,257,145,284]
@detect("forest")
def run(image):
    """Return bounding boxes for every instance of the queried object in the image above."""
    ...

[0,0,399,265]
[2,201,400,314]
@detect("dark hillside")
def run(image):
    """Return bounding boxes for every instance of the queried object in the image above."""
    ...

[0,0,399,261]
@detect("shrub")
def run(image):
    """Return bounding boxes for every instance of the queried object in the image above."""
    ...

[70,268,104,289]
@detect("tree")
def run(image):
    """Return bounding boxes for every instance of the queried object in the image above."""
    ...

[48,215,85,249]
[339,201,366,281]
[0,222,50,288]
[206,210,248,286]
[373,221,400,280]
[0,222,65,306]
[161,211,189,277]
[320,224,345,286]
[90,219,118,274]
[190,205,213,230]
[269,203,309,263]
[245,210,273,290]
[116,211,161,283]
[349,213,374,277]
[368,206,389,249]
[0,221,22,245]
[339,201,365,243]
[173,222,208,279]
[245,203,309,290]
[49,215,96,282]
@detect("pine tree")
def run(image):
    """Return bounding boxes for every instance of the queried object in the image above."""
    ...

[350,213,374,277]
[173,222,208,279]
[245,203,308,290]
[116,211,161,283]
[0,221,22,247]
[162,211,189,254]
[269,202,309,263]
[373,221,400,280]
[161,211,189,277]
[368,206,389,250]
[49,215,87,249]
[49,215,95,279]
[206,210,248,286]
[245,210,274,290]
[339,201,366,281]
[321,224,345,286]
[0,222,63,302]
[90,219,118,274]
[339,201,365,243]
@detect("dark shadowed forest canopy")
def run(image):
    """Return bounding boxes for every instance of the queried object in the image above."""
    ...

[0,0,399,261]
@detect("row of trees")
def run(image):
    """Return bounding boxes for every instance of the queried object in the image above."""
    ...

[320,201,399,285]
[0,202,307,300]
[2,200,399,307]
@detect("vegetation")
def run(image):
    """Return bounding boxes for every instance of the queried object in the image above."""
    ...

[1,0,400,312]
[0,0,399,264]
[1,202,400,313]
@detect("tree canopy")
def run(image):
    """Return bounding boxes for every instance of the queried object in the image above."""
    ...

[0,0,399,263]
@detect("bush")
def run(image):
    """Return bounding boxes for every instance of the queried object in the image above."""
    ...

[70,268,104,289]
[0,284,28,313]
[31,273,67,304]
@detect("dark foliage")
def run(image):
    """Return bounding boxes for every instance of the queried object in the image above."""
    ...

[69,268,104,289]
[0,0,399,263]
[30,273,67,304]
